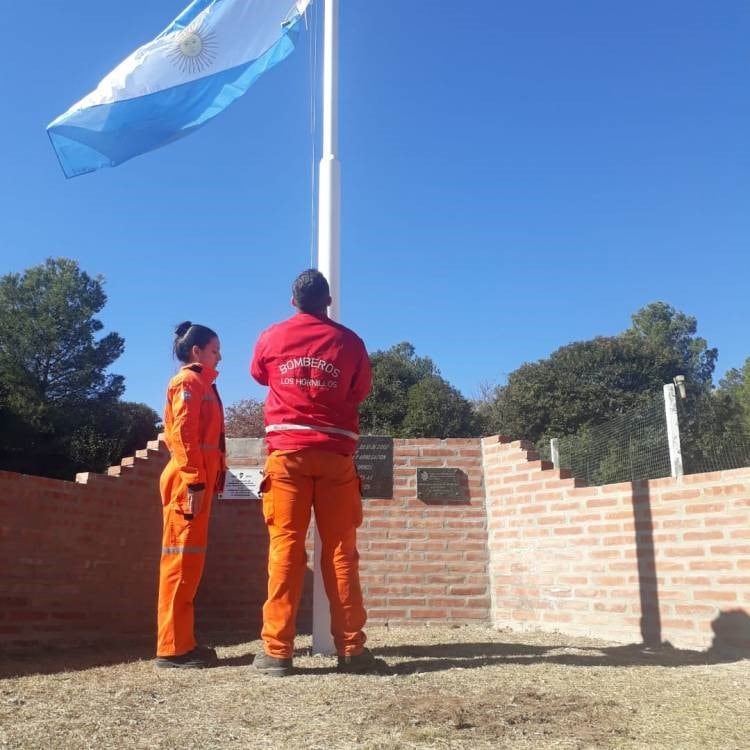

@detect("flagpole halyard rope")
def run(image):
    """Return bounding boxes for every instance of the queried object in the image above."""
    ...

[308,2,320,267]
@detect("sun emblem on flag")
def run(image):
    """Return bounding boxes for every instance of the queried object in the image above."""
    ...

[169,19,218,75]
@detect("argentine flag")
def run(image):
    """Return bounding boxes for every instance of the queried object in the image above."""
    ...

[47,0,311,178]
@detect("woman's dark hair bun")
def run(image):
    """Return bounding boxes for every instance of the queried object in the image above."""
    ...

[172,321,218,363]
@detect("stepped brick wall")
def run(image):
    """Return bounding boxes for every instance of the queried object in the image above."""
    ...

[0,438,271,652]
[0,436,490,651]
[1,434,748,653]
[0,441,167,651]
[482,435,750,651]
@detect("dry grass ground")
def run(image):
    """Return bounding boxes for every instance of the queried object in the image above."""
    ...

[1,625,748,750]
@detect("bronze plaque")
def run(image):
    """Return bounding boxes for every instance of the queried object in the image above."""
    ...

[417,468,463,500]
[355,436,394,499]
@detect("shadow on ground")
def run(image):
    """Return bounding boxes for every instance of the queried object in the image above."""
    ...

[366,639,749,676]
[4,633,748,680]
[0,641,155,680]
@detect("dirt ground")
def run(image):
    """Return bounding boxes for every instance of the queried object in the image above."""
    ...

[1,625,748,749]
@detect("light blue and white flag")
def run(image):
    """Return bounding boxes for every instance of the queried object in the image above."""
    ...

[48,0,311,178]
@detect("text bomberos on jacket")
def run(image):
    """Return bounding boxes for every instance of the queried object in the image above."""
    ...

[278,355,341,390]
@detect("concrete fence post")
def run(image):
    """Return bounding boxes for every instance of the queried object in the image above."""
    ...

[663,383,684,478]
[550,438,560,469]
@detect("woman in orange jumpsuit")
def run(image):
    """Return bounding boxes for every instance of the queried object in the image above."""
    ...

[155,321,226,669]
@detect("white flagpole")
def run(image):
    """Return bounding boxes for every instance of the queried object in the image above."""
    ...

[313,0,340,655]
[317,0,341,318]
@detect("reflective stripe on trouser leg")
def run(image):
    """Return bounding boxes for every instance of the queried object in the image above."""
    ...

[156,492,212,657]
[260,453,314,659]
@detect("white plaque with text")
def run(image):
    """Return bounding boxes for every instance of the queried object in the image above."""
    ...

[218,467,264,500]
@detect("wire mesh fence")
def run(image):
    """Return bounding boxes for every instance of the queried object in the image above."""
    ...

[678,394,750,475]
[538,388,750,486]
[538,393,671,486]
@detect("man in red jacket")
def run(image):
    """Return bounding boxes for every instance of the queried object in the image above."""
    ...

[250,269,377,676]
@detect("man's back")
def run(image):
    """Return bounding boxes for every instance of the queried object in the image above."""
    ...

[250,269,377,675]
[251,312,372,454]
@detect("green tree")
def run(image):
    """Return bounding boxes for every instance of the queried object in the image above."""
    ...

[0,380,41,472]
[718,357,750,431]
[625,301,717,391]
[359,343,437,435]
[482,301,741,481]
[484,302,720,445]
[402,376,477,439]
[359,342,480,437]
[67,401,161,473]
[0,258,124,409]
[676,357,750,474]
[0,258,156,477]
[483,335,672,444]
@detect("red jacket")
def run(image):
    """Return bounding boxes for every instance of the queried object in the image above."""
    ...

[251,312,372,455]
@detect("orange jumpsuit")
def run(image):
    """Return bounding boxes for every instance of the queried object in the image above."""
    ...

[157,363,225,657]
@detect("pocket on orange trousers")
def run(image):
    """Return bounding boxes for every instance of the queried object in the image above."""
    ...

[260,475,274,525]
[353,476,364,528]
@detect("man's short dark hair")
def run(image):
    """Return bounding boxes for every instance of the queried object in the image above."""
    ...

[292,269,330,313]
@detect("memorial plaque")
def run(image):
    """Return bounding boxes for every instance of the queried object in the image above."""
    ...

[218,467,264,500]
[417,467,463,501]
[355,435,394,499]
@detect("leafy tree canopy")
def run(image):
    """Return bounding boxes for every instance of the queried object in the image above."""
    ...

[360,342,480,438]
[717,356,750,433]
[0,257,124,413]
[481,302,721,445]
[625,301,717,391]
[0,258,158,478]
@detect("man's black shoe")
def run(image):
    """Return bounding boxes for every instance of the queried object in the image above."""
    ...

[337,647,384,674]
[252,651,293,677]
[154,645,217,669]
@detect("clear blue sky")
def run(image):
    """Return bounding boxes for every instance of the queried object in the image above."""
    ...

[1,1,748,414]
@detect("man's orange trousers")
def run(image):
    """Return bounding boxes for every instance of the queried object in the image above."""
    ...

[260,449,367,659]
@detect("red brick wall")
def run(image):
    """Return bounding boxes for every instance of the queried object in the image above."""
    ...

[3,433,748,653]
[202,439,282,642]
[0,438,272,652]
[359,439,490,625]
[0,436,490,651]
[0,441,166,651]
[482,435,750,651]
[220,438,491,631]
